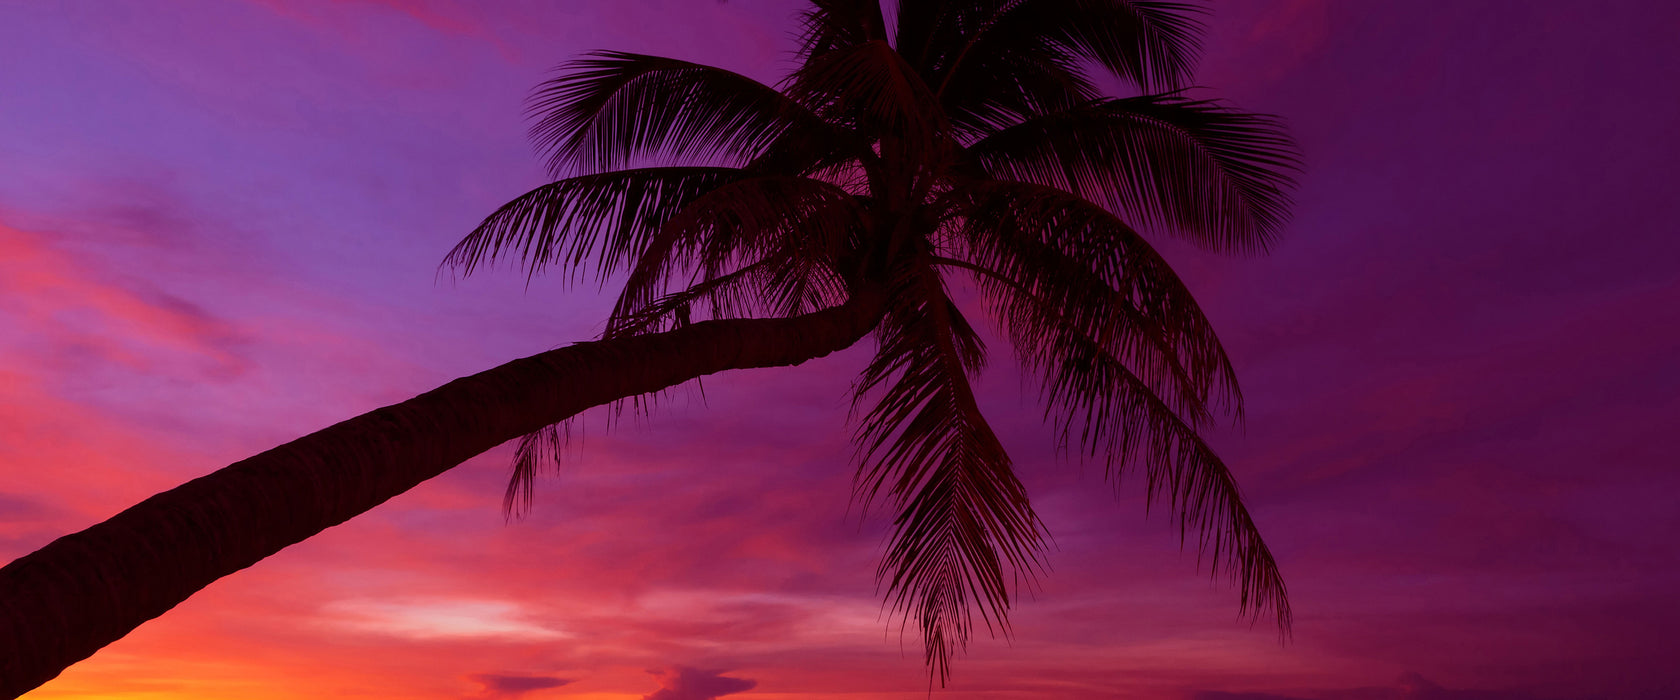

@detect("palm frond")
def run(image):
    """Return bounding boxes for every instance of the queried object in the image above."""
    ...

[896,0,1201,107]
[785,38,951,164]
[607,174,864,330]
[504,419,577,519]
[1015,297,1289,634]
[442,167,742,283]
[969,94,1300,253]
[1055,0,1206,91]
[937,36,1099,138]
[853,261,1047,686]
[529,52,834,176]
[891,0,1100,138]
[939,179,1241,423]
[605,234,852,340]
[938,184,1288,634]
[795,0,889,63]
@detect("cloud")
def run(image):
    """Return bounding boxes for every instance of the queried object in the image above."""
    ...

[1193,673,1555,700]
[465,673,570,699]
[320,598,567,641]
[0,493,53,523]
[0,492,66,559]
[0,221,246,373]
[642,666,757,700]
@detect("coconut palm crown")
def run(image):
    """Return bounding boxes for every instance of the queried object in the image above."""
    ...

[445,0,1298,683]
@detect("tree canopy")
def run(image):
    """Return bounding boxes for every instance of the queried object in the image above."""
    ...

[445,0,1299,684]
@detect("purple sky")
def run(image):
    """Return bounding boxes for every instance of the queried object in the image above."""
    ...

[2,2,1678,698]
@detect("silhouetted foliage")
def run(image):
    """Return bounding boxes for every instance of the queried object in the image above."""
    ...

[446,0,1299,685]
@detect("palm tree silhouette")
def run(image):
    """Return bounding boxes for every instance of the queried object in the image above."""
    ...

[0,1,1297,695]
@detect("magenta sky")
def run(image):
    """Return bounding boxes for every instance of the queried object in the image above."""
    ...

[2,2,1678,699]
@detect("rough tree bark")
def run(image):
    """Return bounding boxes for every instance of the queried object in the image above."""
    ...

[0,289,884,698]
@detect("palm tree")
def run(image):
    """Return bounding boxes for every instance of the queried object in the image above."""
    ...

[0,1,1297,695]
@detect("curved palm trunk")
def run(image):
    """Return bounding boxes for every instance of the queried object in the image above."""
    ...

[0,289,884,698]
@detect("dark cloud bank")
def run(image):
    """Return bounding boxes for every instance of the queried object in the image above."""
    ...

[466,672,570,699]
[643,666,756,700]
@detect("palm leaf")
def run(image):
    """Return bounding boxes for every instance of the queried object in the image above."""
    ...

[1044,0,1206,91]
[1017,300,1289,634]
[529,52,837,175]
[503,419,577,518]
[795,0,889,64]
[853,261,1047,686]
[605,174,864,333]
[938,184,1288,634]
[897,0,1202,107]
[443,167,742,283]
[969,93,1300,253]
[785,38,951,165]
[939,179,1241,423]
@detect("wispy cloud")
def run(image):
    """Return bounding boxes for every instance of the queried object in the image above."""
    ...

[320,599,567,641]
[0,220,247,374]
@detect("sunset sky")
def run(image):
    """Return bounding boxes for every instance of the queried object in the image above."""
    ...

[3,1,1678,699]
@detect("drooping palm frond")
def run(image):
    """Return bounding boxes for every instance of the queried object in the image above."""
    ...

[969,94,1300,253]
[938,183,1288,631]
[940,179,1241,423]
[503,418,577,519]
[852,261,1047,686]
[1014,303,1288,633]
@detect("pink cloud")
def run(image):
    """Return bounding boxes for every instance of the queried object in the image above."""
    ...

[0,221,246,374]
